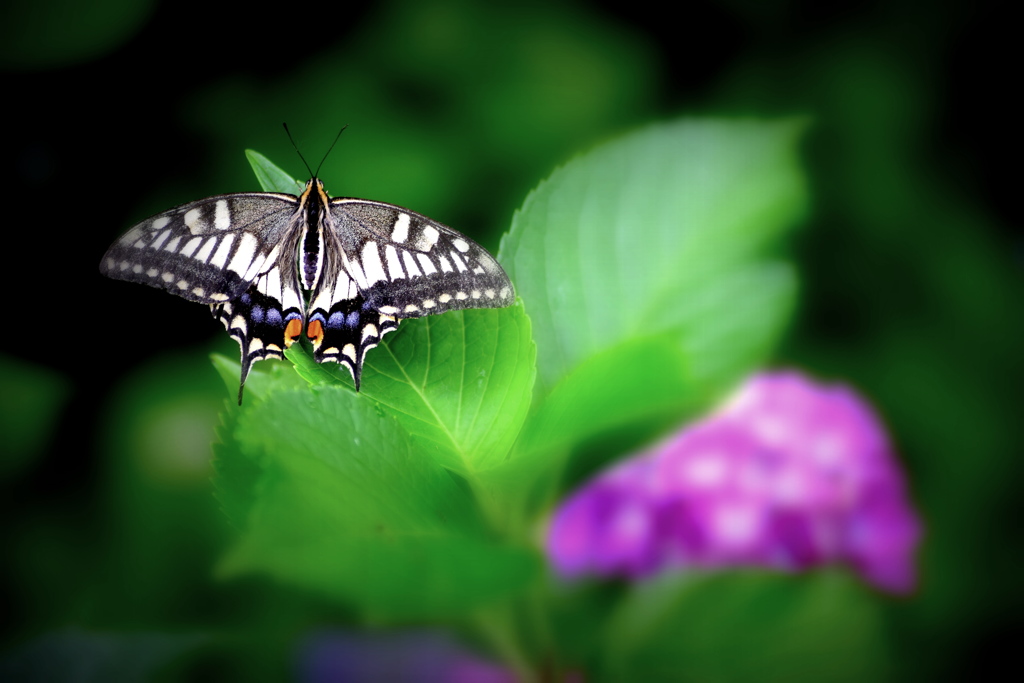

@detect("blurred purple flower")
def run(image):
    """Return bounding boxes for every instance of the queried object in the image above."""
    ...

[546,371,921,593]
[297,629,514,683]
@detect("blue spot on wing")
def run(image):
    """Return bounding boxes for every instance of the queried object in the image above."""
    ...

[327,311,346,328]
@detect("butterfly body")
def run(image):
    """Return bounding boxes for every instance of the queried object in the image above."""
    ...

[100,177,514,401]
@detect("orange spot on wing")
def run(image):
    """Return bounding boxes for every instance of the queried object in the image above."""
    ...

[306,319,324,348]
[284,318,303,347]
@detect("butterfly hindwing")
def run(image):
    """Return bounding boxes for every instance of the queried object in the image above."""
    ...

[212,240,307,400]
[100,193,299,304]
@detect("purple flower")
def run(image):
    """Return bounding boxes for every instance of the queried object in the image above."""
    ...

[297,629,514,683]
[546,371,921,593]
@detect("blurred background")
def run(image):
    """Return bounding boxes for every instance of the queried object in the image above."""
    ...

[1,0,1018,680]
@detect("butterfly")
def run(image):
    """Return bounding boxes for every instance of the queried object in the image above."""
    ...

[100,168,515,403]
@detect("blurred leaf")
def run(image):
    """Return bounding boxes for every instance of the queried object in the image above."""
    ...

[500,118,808,398]
[600,571,889,683]
[0,628,206,683]
[0,354,69,478]
[494,119,806,508]
[518,263,795,461]
[0,0,155,69]
[217,385,539,621]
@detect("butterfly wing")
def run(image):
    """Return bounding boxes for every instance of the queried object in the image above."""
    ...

[100,192,306,402]
[100,192,300,303]
[307,198,515,388]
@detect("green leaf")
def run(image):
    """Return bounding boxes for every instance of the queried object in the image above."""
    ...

[245,149,305,194]
[500,118,808,399]
[289,305,536,477]
[217,385,539,621]
[599,571,889,683]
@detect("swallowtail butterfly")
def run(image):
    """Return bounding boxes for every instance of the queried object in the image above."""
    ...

[100,171,515,402]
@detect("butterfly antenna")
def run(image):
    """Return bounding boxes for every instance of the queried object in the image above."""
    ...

[282,123,314,178]
[315,125,349,178]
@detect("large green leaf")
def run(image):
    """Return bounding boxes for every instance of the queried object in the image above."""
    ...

[500,118,808,398]
[217,385,539,621]
[289,305,536,477]
[495,119,806,504]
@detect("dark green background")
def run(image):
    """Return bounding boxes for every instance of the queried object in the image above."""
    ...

[1,0,1018,680]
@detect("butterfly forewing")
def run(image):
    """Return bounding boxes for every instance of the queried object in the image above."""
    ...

[100,193,299,304]
[326,199,515,317]
[100,176,515,401]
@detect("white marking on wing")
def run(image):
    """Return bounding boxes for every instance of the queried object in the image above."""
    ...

[362,241,387,286]
[439,293,451,303]
[310,287,332,314]
[415,225,440,251]
[228,232,258,276]
[402,250,422,278]
[263,244,282,268]
[422,299,436,309]
[231,315,247,334]
[391,213,410,243]
[120,227,143,245]
[152,216,171,231]
[344,252,368,290]
[332,269,354,304]
[265,266,282,299]
[214,200,231,230]
[242,251,267,282]
[161,272,174,283]
[450,251,468,272]
[437,254,453,273]
[361,324,378,342]
[194,236,217,263]
[150,229,172,250]
[282,285,303,311]
[180,236,202,258]
[416,253,438,275]
[452,238,470,253]
[184,208,204,234]
[164,236,181,252]
[384,245,405,280]
[210,233,235,269]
